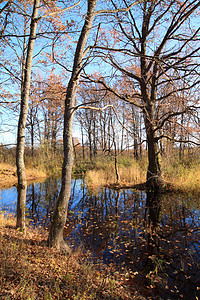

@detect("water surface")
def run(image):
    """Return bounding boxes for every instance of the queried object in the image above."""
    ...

[0,177,200,299]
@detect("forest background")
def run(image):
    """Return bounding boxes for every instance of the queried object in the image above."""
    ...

[0,1,200,299]
[0,0,200,192]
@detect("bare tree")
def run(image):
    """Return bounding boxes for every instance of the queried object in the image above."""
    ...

[48,0,98,251]
[14,0,81,231]
[16,0,40,231]
[48,0,138,250]
[88,0,200,191]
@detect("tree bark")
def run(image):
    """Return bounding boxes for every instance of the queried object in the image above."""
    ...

[16,0,40,231]
[144,113,162,192]
[48,0,97,251]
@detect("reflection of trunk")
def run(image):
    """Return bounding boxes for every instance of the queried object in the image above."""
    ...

[48,0,97,251]
[145,191,161,228]
[16,0,39,231]
[145,191,161,270]
[115,191,120,217]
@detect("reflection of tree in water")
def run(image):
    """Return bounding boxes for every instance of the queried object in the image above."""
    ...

[139,192,200,299]
[25,178,200,299]
[157,195,200,299]
[26,178,61,228]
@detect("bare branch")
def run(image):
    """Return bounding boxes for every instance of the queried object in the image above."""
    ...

[0,0,12,15]
[82,73,144,108]
[37,0,81,20]
[157,135,200,146]
[94,0,141,16]
[75,102,139,139]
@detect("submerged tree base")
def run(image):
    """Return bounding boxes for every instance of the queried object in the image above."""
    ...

[146,175,164,193]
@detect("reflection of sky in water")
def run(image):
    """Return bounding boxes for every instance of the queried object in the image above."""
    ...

[0,186,18,213]
[0,178,199,226]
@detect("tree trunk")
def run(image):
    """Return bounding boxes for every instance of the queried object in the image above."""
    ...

[144,116,162,192]
[88,123,93,161]
[16,0,39,231]
[111,118,120,183]
[81,122,85,159]
[48,0,97,251]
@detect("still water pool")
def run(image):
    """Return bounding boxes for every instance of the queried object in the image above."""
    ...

[0,177,200,299]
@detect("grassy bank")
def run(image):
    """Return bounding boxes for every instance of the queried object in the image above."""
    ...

[0,213,143,300]
[162,152,200,193]
[0,163,47,189]
[84,155,147,190]
[1,147,200,194]
[84,152,200,193]
[0,146,63,189]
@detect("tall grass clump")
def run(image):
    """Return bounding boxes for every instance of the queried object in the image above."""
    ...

[162,150,200,192]
[0,146,16,166]
[25,144,63,176]
[85,155,146,190]
[0,143,63,177]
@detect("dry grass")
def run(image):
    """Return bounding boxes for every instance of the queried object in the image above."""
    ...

[85,153,200,194]
[0,163,47,189]
[85,160,146,191]
[0,213,143,300]
[162,154,200,193]
[164,165,200,193]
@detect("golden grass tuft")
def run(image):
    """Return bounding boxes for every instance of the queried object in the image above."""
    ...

[162,153,200,193]
[85,159,146,190]
[164,165,200,192]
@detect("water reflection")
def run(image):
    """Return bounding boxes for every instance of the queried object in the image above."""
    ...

[0,177,200,299]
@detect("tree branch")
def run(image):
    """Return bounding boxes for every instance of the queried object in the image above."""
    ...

[37,0,81,20]
[94,0,141,16]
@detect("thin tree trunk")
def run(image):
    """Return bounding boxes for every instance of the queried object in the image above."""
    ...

[81,122,85,159]
[121,111,125,153]
[179,112,184,161]
[48,0,97,251]
[88,124,93,161]
[16,0,39,231]
[31,120,34,158]
[111,120,120,183]
[92,115,97,157]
